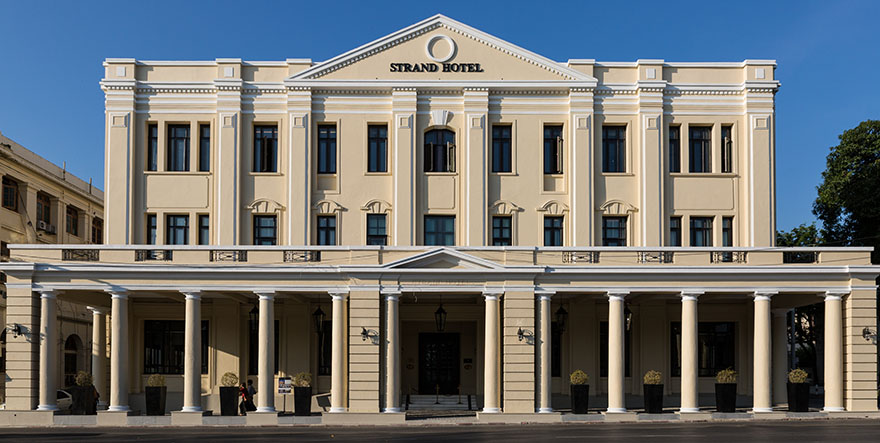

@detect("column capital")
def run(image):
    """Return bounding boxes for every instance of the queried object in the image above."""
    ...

[680,290,703,301]
[606,290,629,302]
[39,289,57,299]
[483,290,503,301]
[823,290,849,301]
[181,290,202,300]
[752,290,777,301]
[382,292,401,302]
[328,290,349,301]
[87,306,108,315]
[105,287,128,299]
[254,290,276,300]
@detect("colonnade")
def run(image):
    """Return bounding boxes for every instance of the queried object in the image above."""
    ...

[33,288,849,414]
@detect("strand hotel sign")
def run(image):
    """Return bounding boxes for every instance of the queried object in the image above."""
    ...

[389,35,485,73]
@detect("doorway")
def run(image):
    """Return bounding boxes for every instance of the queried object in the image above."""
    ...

[418,333,460,395]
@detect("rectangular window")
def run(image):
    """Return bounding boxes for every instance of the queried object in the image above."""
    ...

[2,177,18,212]
[424,215,455,246]
[146,214,157,245]
[671,321,735,377]
[424,130,456,173]
[492,125,512,173]
[670,216,682,247]
[37,193,51,225]
[198,215,210,245]
[602,125,626,173]
[669,125,681,173]
[147,123,158,171]
[602,216,627,246]
[721,125,733,173]
[253,125,278,173]
[91,218,103,244]
[543,216,563,247]
[66,205,79,236]
[689,126,712,173]
[367,124,387,173]
[491,216,512,246]
[366,214,387,246]
[144,320,208,374]
[165,214,189,245]
[690,216,713,247]
[599,321,632,377]
[318,124,337,174]
[543,125,563,174]
[198,124,210,172]
[316,215,336,245]
[166,124,190,172]
[253,215,277,245]
[248,319,279,375]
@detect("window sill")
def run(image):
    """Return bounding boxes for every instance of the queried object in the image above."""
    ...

[249,172,283,177]
[491,171,517,176]
[423,172,458,176]
[600,172,634,177]
[670,172,738,178]
[364,172,391,176]
[144,171,212,176]
[317,173,338,177]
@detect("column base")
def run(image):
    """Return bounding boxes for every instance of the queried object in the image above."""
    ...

[537,408,554,413]
[823,406,845,412]
[606,408,627,413]
[256,407,276,413]
[678,407,700,413]
[751,407,773,413]
[36,404,59,412]
[329,407,347,413]
[382,407,402,413]
[481,407,501,413]
[108,405,131,412]
[180,406,204,413]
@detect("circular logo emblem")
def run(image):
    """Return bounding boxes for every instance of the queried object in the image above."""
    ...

[425,35,456,63]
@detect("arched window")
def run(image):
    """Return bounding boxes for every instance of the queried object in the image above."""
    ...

[64,335,82,387]
[424,129,455,173]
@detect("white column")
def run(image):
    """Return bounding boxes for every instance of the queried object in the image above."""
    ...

[606,291,628,413]
[383,291,401,413]
[772,309,790,405]
[537,292,553,413]
[88,306,108,409]
[107,289,130,412]
[823,291,846,412]
[679,291,701,413]
[181,291,202,412]
[752,291,775,413]
[329,291,348,413]
[255,291,276,413]
[37,290,58,411]
[482,291,502,413]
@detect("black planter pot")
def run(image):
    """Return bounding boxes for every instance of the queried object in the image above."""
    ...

[787,383,810,412]
[145,386,167,416]
[219,386,239,416]
[294,386,312,416]
[643,384,664,413]
[570,384,590,414]
[714,383,737,412]
[69,386,97,415]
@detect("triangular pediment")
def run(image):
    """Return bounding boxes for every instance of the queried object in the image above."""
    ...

[287,14,596,88]
[382,248,503,270]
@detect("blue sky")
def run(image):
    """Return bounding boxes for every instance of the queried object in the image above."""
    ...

[0,0,877,232]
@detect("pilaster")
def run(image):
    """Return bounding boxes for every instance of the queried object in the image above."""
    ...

[463,88,488,245]
[288,86,312,245]
[101,59,135,244]
[501,289,534,413]
[347,289,381,413]
[214,59,243,244]
[569,88,594,246]
[636,60,665,246]
[391,89,417,245]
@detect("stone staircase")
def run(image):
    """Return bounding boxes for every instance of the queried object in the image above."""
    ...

[405,394,475,411]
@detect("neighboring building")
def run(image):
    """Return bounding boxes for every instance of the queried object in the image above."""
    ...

[0,15,877,423]
[0,131,104,406]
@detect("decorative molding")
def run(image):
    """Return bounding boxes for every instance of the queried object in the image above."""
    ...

[599,200,637,215]
[361,199,392,214]
[489,200,523,216]
[248,198,285,215]
[313,199,346,215]
[536,200,569,215]
[430,109,451,126]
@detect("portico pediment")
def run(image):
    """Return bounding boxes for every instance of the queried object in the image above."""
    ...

[287,14,596,88]
[382,247,503,270]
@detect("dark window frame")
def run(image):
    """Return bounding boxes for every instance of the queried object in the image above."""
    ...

[253,215,277,246]
[491,215,512,246]
[198,124,211,172]
[316,215,336,245]
[690,216,713,247]
[36,192,51,225]
[602,216,627,246]
[366,213,387,246]
[670,216,682,247]
[165,214,189,245]
[602,125,626,173]
[721,125,733,173]
[367,124,387,173]
[65,205,79,236]
[424,129,456,173]
[317,124,337,174]
[147,123,158,171]
[424,215,455,246]
[146,214,157,245]
[253,124,278,173]
[491,125,512,173]
[91,218,103,244]
[669,125,681,173]
[166,124,190,172]
[198,214,210,246]
[543,215,564,247]
[543,125,563,174]
[689,126,712,173]
[2,176,19,212]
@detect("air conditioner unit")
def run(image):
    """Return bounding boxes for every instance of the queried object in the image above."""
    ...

[46,224,57,234]
[37,220,48,231]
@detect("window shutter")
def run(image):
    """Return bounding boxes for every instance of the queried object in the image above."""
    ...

[446,142,455,172]
[556,136,564,173]
[424,143,434,172]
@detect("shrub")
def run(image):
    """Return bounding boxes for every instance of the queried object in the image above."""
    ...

[75,370,93,387]
[293,372,312,388]
[146,374,166,387]
[221,372,239,387]
[715,368,737,384]
[570,369,589,385]
[788,368,809,384]
[643,370,662,385]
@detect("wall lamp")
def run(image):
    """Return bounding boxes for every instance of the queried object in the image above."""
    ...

[361,327,378,342]
[6,323,22,338]
[862,327,877,345]
[517,327,534,342]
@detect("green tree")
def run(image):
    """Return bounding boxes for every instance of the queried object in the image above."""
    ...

[776,223,821,247]
[813,120,880,263]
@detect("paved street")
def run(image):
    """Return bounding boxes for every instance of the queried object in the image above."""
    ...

[1,420,879,442]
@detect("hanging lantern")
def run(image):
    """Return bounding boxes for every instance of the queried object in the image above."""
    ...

[624,305,633,332]
[555,306,568,334]
[249,304,259,331]
[313,306,326,334]
[434,304,447,332]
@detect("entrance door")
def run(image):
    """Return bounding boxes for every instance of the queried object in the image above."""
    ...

[418,333,460,395]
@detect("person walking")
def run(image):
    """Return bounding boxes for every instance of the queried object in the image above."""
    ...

[245,379,257,412]
[239,383,249,416]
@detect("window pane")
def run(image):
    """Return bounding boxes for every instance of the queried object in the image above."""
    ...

[721,125,733,173]
[543,125,562,174]
[602,217,627,246]
[492,125,512,173]
[147,124,158,171]
[253,215,277,245]
[366,214,387,245]
[318,125,337,174]
[165,215,189,245]
[199,124,210,172]
[254,125,278,173]
[689,126,712,173]
[669,126,681,173]
[368,125,387,173]
[424,215,455,246]
[544,216,563,246]
[198,215,210,245]
[147,214,157,245]
[689,217,713,247]
[491,216,512,246]
[167,125,190,172]
[317,215,336,245]
[602,126,626,173]
[670,216,682,247]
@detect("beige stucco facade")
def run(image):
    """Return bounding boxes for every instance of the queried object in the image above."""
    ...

[0,15,877,424]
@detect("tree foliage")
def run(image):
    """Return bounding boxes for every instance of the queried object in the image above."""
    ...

[776,223,821,247]
[813,120,880,262]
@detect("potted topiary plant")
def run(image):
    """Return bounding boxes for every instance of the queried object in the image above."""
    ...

[70,370,97,415]
[787,368,810,412]
[145,374,167,416]
[643,370,663,414]
[219,372,240,416]
[570,369,590,414]
[293,372,313,417]
[714,368,737,412]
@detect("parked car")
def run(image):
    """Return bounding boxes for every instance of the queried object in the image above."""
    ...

[56,389,73,411]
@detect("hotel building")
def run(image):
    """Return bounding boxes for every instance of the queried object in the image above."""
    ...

[1,15,877,423]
